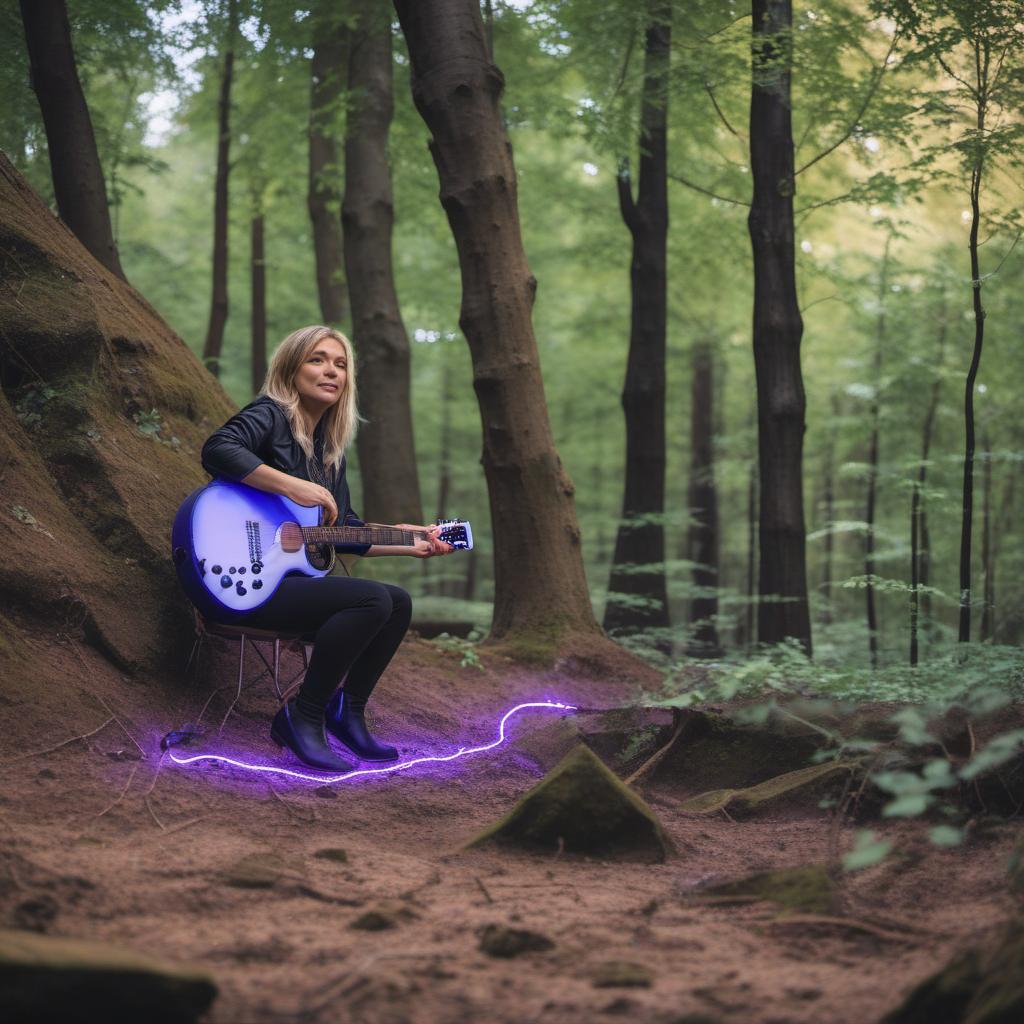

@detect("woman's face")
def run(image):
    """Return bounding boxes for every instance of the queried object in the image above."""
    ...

[294,336,348,414]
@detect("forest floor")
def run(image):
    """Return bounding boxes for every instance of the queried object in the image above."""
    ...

[1,631,1021,1024]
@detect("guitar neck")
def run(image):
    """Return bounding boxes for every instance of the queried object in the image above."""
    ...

[301,525,422,547]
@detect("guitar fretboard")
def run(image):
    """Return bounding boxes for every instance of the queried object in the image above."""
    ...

[300,526,420,547]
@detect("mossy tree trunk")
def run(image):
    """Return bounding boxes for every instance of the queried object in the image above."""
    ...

[393,0,600,644]
[18,0,126,281]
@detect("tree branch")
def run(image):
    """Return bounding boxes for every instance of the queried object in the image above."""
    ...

[703,79,744,140]
[795,33,900,177]
[617,158,637,228]
[668,171,749,207]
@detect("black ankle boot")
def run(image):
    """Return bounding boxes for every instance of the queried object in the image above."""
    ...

[270,700,355,772]
[325,691,398,762]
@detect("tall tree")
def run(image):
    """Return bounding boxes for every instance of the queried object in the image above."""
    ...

[201,0,238,377]
[878,0,1024,642]
[393,0,601,645]
[250,192,266,394]
[909,298,946,666]
[686,339,721,656]
[748,0,811,652]
[863,236,891,668]
[603,0,672,651]
[308,0,348,326]
[18,0,126,280]
[343,1,423,525]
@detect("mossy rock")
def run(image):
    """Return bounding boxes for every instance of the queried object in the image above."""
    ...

[697,865,834,915]
[0,928,217,1024]
[881,917,1024,1024]
[680,760,856,816]
[653,710,826,796]
[467,744,674,862]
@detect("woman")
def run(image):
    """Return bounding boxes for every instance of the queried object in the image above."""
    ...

[201,325,452,772]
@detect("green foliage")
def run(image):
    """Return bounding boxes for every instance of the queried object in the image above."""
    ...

[430,633,484,672]
[843,829,893,871]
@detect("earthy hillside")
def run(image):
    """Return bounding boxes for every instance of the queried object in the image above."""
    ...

[0,152,234,689]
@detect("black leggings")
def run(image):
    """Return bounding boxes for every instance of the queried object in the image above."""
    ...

[233,575,412,708]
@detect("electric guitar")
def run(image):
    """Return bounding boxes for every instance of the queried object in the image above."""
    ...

[171,479,472,619]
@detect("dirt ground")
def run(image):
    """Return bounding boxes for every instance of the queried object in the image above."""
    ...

[1,632,1020,1024]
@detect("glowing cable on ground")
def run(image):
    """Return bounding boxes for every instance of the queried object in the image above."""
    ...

[168,700,577,784]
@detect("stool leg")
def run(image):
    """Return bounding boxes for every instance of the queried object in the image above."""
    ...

[237,634,246,700]
[273,638,282,700]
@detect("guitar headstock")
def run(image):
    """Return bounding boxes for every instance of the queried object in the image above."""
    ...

[435,518,473,550]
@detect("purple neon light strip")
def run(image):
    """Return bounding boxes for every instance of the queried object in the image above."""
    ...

[168,700,577,784]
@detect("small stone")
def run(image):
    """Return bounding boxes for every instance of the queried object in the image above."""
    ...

[350,910,396,931]
[313,847,349,863]
[35,768,56,780]
[591,961,654,988]
[478,924,555,958]
[106,749,142,762]
[313,786,338,799]
[13,896,58,933]
[220,852,283,889]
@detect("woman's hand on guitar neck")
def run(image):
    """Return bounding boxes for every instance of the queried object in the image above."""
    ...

[394,523,454,558]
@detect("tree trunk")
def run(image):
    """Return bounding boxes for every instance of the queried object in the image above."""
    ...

[820,395,839,628]
[201,0,237,377]
[748,0,811,653]
[344,2,423,525]
[18,0,126,280]
[980,433,993,642]
[958,77,987,643]
[686,340,721,656]
[864,238,890,669]
[910,307,945,666]
[393,0,600,644]
[250,206,266,395]
[603,0,671,649]
[308,0,348,326]
[745,452,758,651]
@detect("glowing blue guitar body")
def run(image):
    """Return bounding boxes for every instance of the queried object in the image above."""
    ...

[171,480,472,619]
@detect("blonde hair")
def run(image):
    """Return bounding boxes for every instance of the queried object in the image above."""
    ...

[261,325,359,470]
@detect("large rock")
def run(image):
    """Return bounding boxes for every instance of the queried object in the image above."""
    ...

[467,744,674,862]
[0,928,217,1024]
[0,153,233,685]
[881,917,1024,1024]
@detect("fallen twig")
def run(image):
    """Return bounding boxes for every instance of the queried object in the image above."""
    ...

[81,763,139,827]
[145,796,166,831]
[758,912,919,944]
[624,711,686,787]
[69,641,148,761]
[474,876,494,904]
[2,717,115,764]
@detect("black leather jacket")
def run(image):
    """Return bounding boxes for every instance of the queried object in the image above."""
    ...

[201,396,370,555]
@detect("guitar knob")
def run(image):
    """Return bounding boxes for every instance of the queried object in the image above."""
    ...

[238,566,246,575]
[212,564,222,574]
[251,563,262,574]
[252,579,263,590]
[220,575,232,588]
[235,582,247,596]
